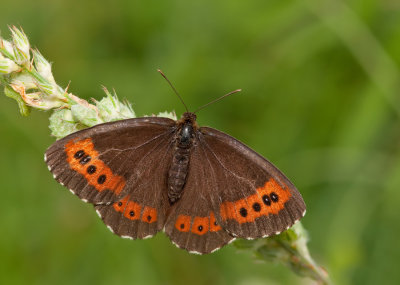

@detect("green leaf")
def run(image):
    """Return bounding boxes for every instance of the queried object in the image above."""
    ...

[3,86,30,116]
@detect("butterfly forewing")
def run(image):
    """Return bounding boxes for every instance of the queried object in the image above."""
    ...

[45,117,176,205]
[196,127,306,239]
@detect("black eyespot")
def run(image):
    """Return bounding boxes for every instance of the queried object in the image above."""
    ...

[180,224,185,229]
[214,221,218,226]
[239,207,248,217]
[198,225,203,231]
[87,165,96,174]
[74,150,85,159]
[262,195,271,206]
[129,210,135,217]
[252,202,261,212]
[79,155,91,165]
[270,192,279,203]
[118,202,122,207]
[147,215,152,221]
[97,175,106,184]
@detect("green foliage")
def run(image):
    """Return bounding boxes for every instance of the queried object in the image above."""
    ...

[3,85,30,116]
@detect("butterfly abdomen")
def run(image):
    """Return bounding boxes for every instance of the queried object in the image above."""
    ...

[167,122,194,203]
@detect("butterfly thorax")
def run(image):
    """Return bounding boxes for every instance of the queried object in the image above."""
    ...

[167,112,198,204]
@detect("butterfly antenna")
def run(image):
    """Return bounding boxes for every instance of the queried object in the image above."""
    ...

[193,89,242,114]
[157,69,189,113]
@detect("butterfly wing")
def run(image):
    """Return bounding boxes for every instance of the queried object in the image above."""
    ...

[165,127,306,247]
[45,117,175,203]
[163,141,235,254]
[164,126,305,253]
[197,127,306,239]
[94,127,175,239]
[45,117,176,239]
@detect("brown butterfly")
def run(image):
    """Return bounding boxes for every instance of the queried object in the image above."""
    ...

[44,72,306,254]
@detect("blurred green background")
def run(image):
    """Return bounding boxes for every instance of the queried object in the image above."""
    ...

[1,0,400,284]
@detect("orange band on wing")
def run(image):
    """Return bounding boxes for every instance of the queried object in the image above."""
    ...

[113,196,157,223]
[220,178,292,224]
[65,138,126,194]
[175,215,191,232]
[142,206,157,223]
[175,212,222,235]
[209,212,222,232]
[123,201,142,220]
[113,196,129,213]
[191,217,209,236]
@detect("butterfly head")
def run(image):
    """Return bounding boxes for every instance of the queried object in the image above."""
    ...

[180,112,196,123]
[179,112,198,127]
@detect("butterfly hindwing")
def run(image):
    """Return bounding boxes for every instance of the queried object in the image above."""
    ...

[196,127,306,239]
[95,126,177,239]
[164,143,235,254]
[94,133,174,239]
